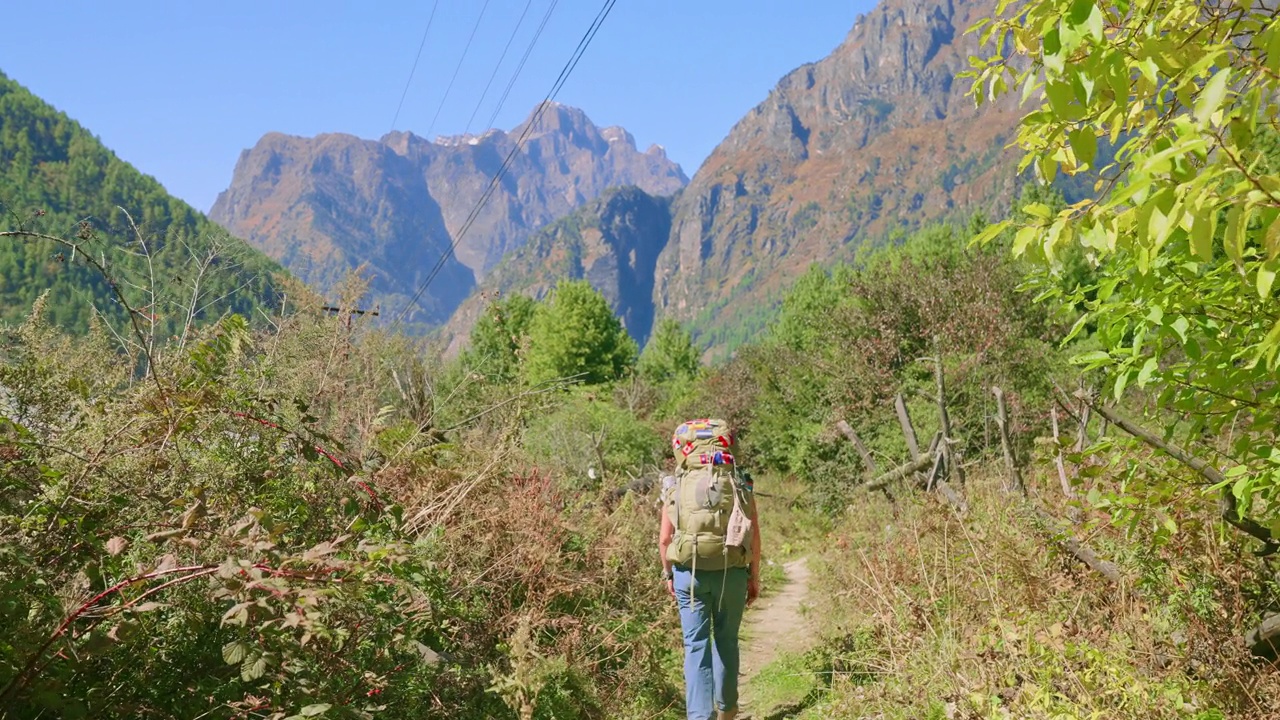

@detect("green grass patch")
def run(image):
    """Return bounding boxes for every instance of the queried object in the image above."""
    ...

[744,651,822,718]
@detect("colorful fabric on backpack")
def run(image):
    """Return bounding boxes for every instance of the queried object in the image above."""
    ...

[672,418,736,471]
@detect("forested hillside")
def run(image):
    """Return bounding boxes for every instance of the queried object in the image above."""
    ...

[0,71,284,337]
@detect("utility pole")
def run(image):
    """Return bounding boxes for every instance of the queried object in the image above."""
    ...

[321,303,380,328]
[321,304,380,359]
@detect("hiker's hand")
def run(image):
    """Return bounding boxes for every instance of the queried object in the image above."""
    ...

[747,575,760,605]
[666,579,675,598]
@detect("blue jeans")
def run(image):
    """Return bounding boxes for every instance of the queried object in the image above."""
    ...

[673,565,748,719]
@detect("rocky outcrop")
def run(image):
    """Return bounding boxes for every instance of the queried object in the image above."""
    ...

[441,186,674,355]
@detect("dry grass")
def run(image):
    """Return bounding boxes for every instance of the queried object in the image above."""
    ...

[779,468,1280,719]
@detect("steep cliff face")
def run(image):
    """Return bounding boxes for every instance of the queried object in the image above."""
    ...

[209,132,470,323]
[653,0,1020,340]
[210,103,686,326]
[441,186,674,355]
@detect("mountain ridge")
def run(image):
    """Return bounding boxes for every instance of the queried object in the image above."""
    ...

[210,103,687,326]
[443,0,1022,356]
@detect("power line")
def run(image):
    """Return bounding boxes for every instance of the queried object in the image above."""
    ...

[484,0,560,133]
[389,0,440,134]
[424,0,493,141]
[390,0,619,331]
[463,0,536,136]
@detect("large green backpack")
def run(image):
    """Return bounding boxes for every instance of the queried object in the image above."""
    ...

[665,419,752,571]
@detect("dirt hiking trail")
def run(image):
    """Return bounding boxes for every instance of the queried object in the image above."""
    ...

[738,558,816,718]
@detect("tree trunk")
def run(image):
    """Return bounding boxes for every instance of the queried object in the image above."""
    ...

[836,420,878,475]
[895,393,921,458]
[1031,505,1125,584]
[992,386,1026,496]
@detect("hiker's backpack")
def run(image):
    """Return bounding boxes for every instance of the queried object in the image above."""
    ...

[665,419,753,571]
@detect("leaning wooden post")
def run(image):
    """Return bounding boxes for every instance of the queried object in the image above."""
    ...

[992,386,1026,496]
[1050,406,1075,499]
[895,393,921,459]
[837,419,893,503]
[837,420,878,475]
[933,336,965,486]
[894,393,928,488]
[865,451,936,491]
[1074,377,1092,452]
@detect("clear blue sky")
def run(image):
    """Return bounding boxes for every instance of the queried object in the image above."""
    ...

[1,1,874,212]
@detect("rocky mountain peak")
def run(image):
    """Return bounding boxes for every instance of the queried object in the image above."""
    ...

[650,0,1021,347]
[210,102,687,328]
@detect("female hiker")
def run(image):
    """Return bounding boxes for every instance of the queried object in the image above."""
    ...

[658,419,762,720]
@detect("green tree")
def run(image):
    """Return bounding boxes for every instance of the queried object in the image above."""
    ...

[969,2,1280,532]
[637,317,701,384]
[465,293,536,382]
[523,280,637,386]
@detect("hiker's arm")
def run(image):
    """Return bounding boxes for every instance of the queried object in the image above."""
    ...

[748,499,761,603]
[659,508,674,594]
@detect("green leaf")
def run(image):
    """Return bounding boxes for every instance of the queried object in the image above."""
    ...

[1023,203,1053,219]
[1013,226,1039,256]
[241,654,268,682]
[1070,350,1112,367]
[1266,219,1280,259]
[1268,26,1280,75]
[1068,128,1097,167]
[969,220,1011,247]
[1232,474,1251,501]
[1170,316,1190,343]
[1067,0,1093,25]
[1113,367,1131,401]
[1137,357,1158,387]
[1045,81,1075,118]
[222,641,247,665]
[1063,313,1091,345]
[1194,67,1231,124]
[1224,203,1250,267]
[301,705,332,717]
[1258,261,1278,299]
[1191,209,1217,260]
[1084,4,1105,41]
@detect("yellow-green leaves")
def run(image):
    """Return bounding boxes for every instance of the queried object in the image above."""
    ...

[1257,260,1279,299]
[1266,219,1280,259]
[1193,67,1232,124]
[1068,127,1097,167]
[1264,23,1280,75]
[1224,203,1251,268]
[1191,209,1217,261]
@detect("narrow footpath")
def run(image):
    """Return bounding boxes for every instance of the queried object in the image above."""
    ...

[738,558,816,718]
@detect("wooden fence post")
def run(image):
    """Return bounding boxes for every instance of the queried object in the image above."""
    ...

[1050,406,1075,499]
[894,393,929,488]
[933,336,965,486]
[837,419,894,503]
[992,386,1026,496]
[1074,377,1092,453]
[895,393,921,459]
